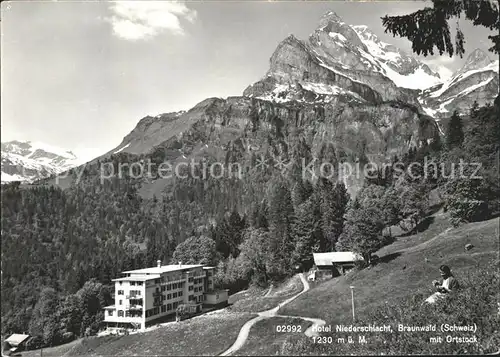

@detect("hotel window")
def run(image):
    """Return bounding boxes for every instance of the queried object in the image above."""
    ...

[162,295,166,301]
[156,287,160,293]
[189,286,193,291]
[118,290,124,295]
[188,277,193,282]
[173,292,177,298]
[108,310,114,316]
[161,305,166,313]
[167,294,172,299]
[155,279,161,284]
[167,285,172,291]
[130,282,136,286]
[137,282,143,286]
[161,286,166,292]
[167,303,172,311]
[173,302,178,309]
[118,310,124,317]
[119,300,122,305]
[179,291,183,297]
[125,311,130,317]
[208,271,213,277]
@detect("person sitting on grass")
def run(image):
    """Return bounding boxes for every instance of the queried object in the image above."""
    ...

[424,265,459,304]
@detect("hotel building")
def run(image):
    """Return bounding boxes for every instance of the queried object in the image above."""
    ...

[103,260,228,330]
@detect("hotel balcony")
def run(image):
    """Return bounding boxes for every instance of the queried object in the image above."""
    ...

[125,304,143,310]
[160,276,186,285]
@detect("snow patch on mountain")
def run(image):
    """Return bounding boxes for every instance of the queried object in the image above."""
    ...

[429,60,499,98]
[113,142,131,154]
[328,32,347,42]
[352,25,442,90]
[380,63,442,90]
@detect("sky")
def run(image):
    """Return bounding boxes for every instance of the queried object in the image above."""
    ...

[1,0,497,161]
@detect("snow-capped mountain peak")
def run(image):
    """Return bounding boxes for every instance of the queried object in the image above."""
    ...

[352,25,442,89]
[244,10,497,119]
[1,140,86,183]
[455,48,494,77]
[419,50,499,118]
[245,10,449,106]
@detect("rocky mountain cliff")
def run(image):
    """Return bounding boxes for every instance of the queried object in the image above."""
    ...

[1,141,83,183]
[243,11,429,106]
[53,11,496,198]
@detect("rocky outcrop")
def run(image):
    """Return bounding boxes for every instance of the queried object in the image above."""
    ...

[101,94,439,196]
[61,9,499,198]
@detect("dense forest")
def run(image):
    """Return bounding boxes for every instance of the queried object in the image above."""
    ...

[1,101,498,349]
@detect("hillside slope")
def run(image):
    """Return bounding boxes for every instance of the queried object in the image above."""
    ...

[279,214,499,354]
[280,214,498,319]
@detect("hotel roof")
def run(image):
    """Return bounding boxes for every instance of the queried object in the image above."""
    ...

[121,264,204,275]
[112,274,161,282]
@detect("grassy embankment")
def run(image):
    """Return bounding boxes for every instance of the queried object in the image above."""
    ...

[228,274,304,313]
[278,214,499,355]
[22,312,256,357]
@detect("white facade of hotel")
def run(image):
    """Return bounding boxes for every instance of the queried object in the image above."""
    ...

[103,261,227,330]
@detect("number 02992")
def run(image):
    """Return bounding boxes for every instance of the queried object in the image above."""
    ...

[275,325,302,333]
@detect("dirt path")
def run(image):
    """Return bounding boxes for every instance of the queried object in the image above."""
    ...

[219,273,326,356]
[264,284,273,297]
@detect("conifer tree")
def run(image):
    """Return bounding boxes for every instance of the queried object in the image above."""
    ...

[267,175,295,278]
[382,0,500,57]
[446,110,465,149]
[336,199,385,264]
[292,198,322,270]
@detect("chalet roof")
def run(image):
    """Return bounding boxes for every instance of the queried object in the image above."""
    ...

[313,252,363,266]
[5,334,30,346]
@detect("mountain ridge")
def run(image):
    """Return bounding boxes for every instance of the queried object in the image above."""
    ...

[37,11,499,195]
[1,140,85,183]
